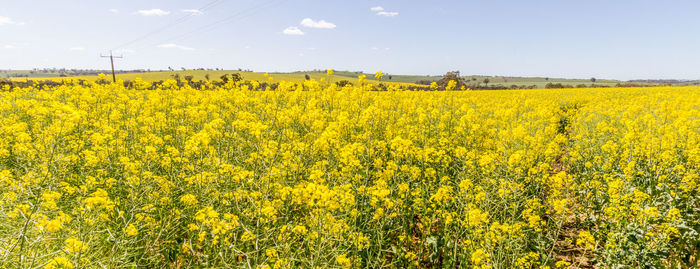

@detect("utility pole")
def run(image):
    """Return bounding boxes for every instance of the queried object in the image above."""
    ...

[100,51,123,82]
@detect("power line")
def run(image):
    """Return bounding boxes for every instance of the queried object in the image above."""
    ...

[167,0,285,42]
[133,0,288,51]
[111,0,227,51]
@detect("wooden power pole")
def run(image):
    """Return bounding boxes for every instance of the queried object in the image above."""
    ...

[100,51,123,82]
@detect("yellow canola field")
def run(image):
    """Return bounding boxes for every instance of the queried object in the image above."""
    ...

[0,81,698,268]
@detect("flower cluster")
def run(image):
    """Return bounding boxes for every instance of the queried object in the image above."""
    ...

[0,78,697,267]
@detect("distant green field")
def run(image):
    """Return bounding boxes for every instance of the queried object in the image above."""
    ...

[0,70,62,78]
[2,69,647,88]
[466,76,625,88]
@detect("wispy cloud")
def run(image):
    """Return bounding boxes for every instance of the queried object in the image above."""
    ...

[377,11,399,17]
[109,9,119,14]
[283,26,304,35]
[157,43,194,50]
[0,16,25,26]
[182,9,203,15]
[2,44,18,49]
[300,18,336,29]
[135,9,170,16]
[69,47,85,51]
[371,6,399,17]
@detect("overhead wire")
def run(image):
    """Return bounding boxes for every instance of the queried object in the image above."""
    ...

[111,0,227,51]
[162,0,287,43]
[128,0,289,52]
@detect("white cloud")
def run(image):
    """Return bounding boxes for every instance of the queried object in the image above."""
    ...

[377,11,399,17]
[69,47,85,51]
[2,44,17,49]
[0,16,25,26]
[371,47,379,50]
[371,6,384,12]
[109,9,119,13]
[182,9,203,15]
[283,26,304,35]
[244,45,252,49]
[300,18,336,29]
[157,43,194,50]
[135,9,170,16]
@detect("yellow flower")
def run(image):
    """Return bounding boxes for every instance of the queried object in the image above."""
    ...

[83,188,115,211]
[336,254,352,268]
[266,248,278,259]
[38,217,63,233]
[555,260,571,268]
[241,231,255,242]
[576,231,595,251]
[291,225,307,235]
[446,80,457,91]
[125,224,139,236]
[358,74,367,84]
[374,70,383,80]
[46,256,73,269]
[180,194,198,207]
[471,249,491,268]
[64,238,88,254]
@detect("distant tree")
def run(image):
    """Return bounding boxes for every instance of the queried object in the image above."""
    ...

[590,77,596,83]
[336,80,353,87]
[184,75,194,82]
[305,74,311,80]
[172,74,181,81]
[545,82,573,89]
[205,74,210,81]
[220,73,243,83]
[483,78,490,87]
[230,73,243,83]
[545,77,549,81]
[437,71,466,90]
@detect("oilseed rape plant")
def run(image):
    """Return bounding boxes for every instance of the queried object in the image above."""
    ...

[0,77,698,268]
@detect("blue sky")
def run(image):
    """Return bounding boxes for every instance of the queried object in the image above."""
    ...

[1,0,699,80]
